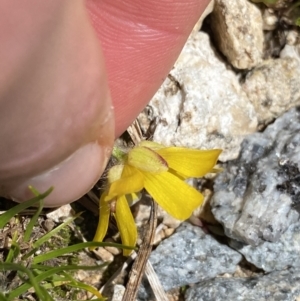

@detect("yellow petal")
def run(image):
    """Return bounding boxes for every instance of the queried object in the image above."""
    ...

[143,171,204,220]
[108,165,124,183]
[115,195,137,256]
[126,192,141,206]
[168,169,187,180]
[127,146,168,173]
[211,167,223,173]
[106,165,144,201]
[156,148,222,178]
[139,140,165,150]
[121,163,140,177]
[92,192,110,248]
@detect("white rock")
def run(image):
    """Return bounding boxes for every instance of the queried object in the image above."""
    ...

[46,204,74,223]
[210,0,264,69]
[92,247,114,262]
[104,238,122,256]
[280,30,300,65]
[262,8,278,31]
[280,42,300,64]
[285,29,300,46]
[150,31,257,161]
[242,57,300,124]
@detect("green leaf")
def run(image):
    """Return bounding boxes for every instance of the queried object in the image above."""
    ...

[24,199,43,242]
[22,211,83,261]
[61,271,104,299]
[8,264,108,299]
[0,187,53,229]
[38,286,55,301]
[0,293,7,301]
[31,263,107,271]
[33,241,135,264]
[0,263,46,301]
[5,232,20,263]
[34,212,83,249]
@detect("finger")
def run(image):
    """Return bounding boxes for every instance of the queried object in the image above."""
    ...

[86,0,211,136]
[0,0,114,206]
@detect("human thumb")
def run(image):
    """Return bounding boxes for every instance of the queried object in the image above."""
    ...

[0,0,114,206]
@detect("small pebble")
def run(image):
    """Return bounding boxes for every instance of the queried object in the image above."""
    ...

[111,284,125,301]
[161,212,181,229]
[163,228,175,239]
[92,247,114,262]
[153,229,166,245]
[4,236,12,248]
[104,238,122,255]
[262,8,278,31]
[286,29,300,46]
[42,219,55,232]
[46,204,74,223]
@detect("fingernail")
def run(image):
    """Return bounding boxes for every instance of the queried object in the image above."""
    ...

[1,141,111,207]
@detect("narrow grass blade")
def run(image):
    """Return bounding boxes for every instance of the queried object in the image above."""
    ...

[42,281,70,289]
[0,292,7,301]
[33,241,135,264]
[30,264,108,271]
[5,233,20,263]
[22,212,83,261]
[24,199,44,242]
[0,263,46,301]
[61,271,103,299]
[0,187,53,229]
[70,299,105,301]
[38,285,55,301]
[32,272,70,286]
[68,282,104,299]
[8,265,107,299]
[33,212,83,249]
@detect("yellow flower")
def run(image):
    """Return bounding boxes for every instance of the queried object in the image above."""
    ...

[93,141,221,256]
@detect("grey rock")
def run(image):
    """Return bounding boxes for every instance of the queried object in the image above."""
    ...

[230,221,300,272]
[185,268,300,301]
[211,108,300,246]
[150,31,257,162]
[137,223,242,300]
[210,0,264,69]
[110,285,125,301]
[242,57,300,125]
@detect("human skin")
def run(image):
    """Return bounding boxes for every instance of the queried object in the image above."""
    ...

[0,0,210,206]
